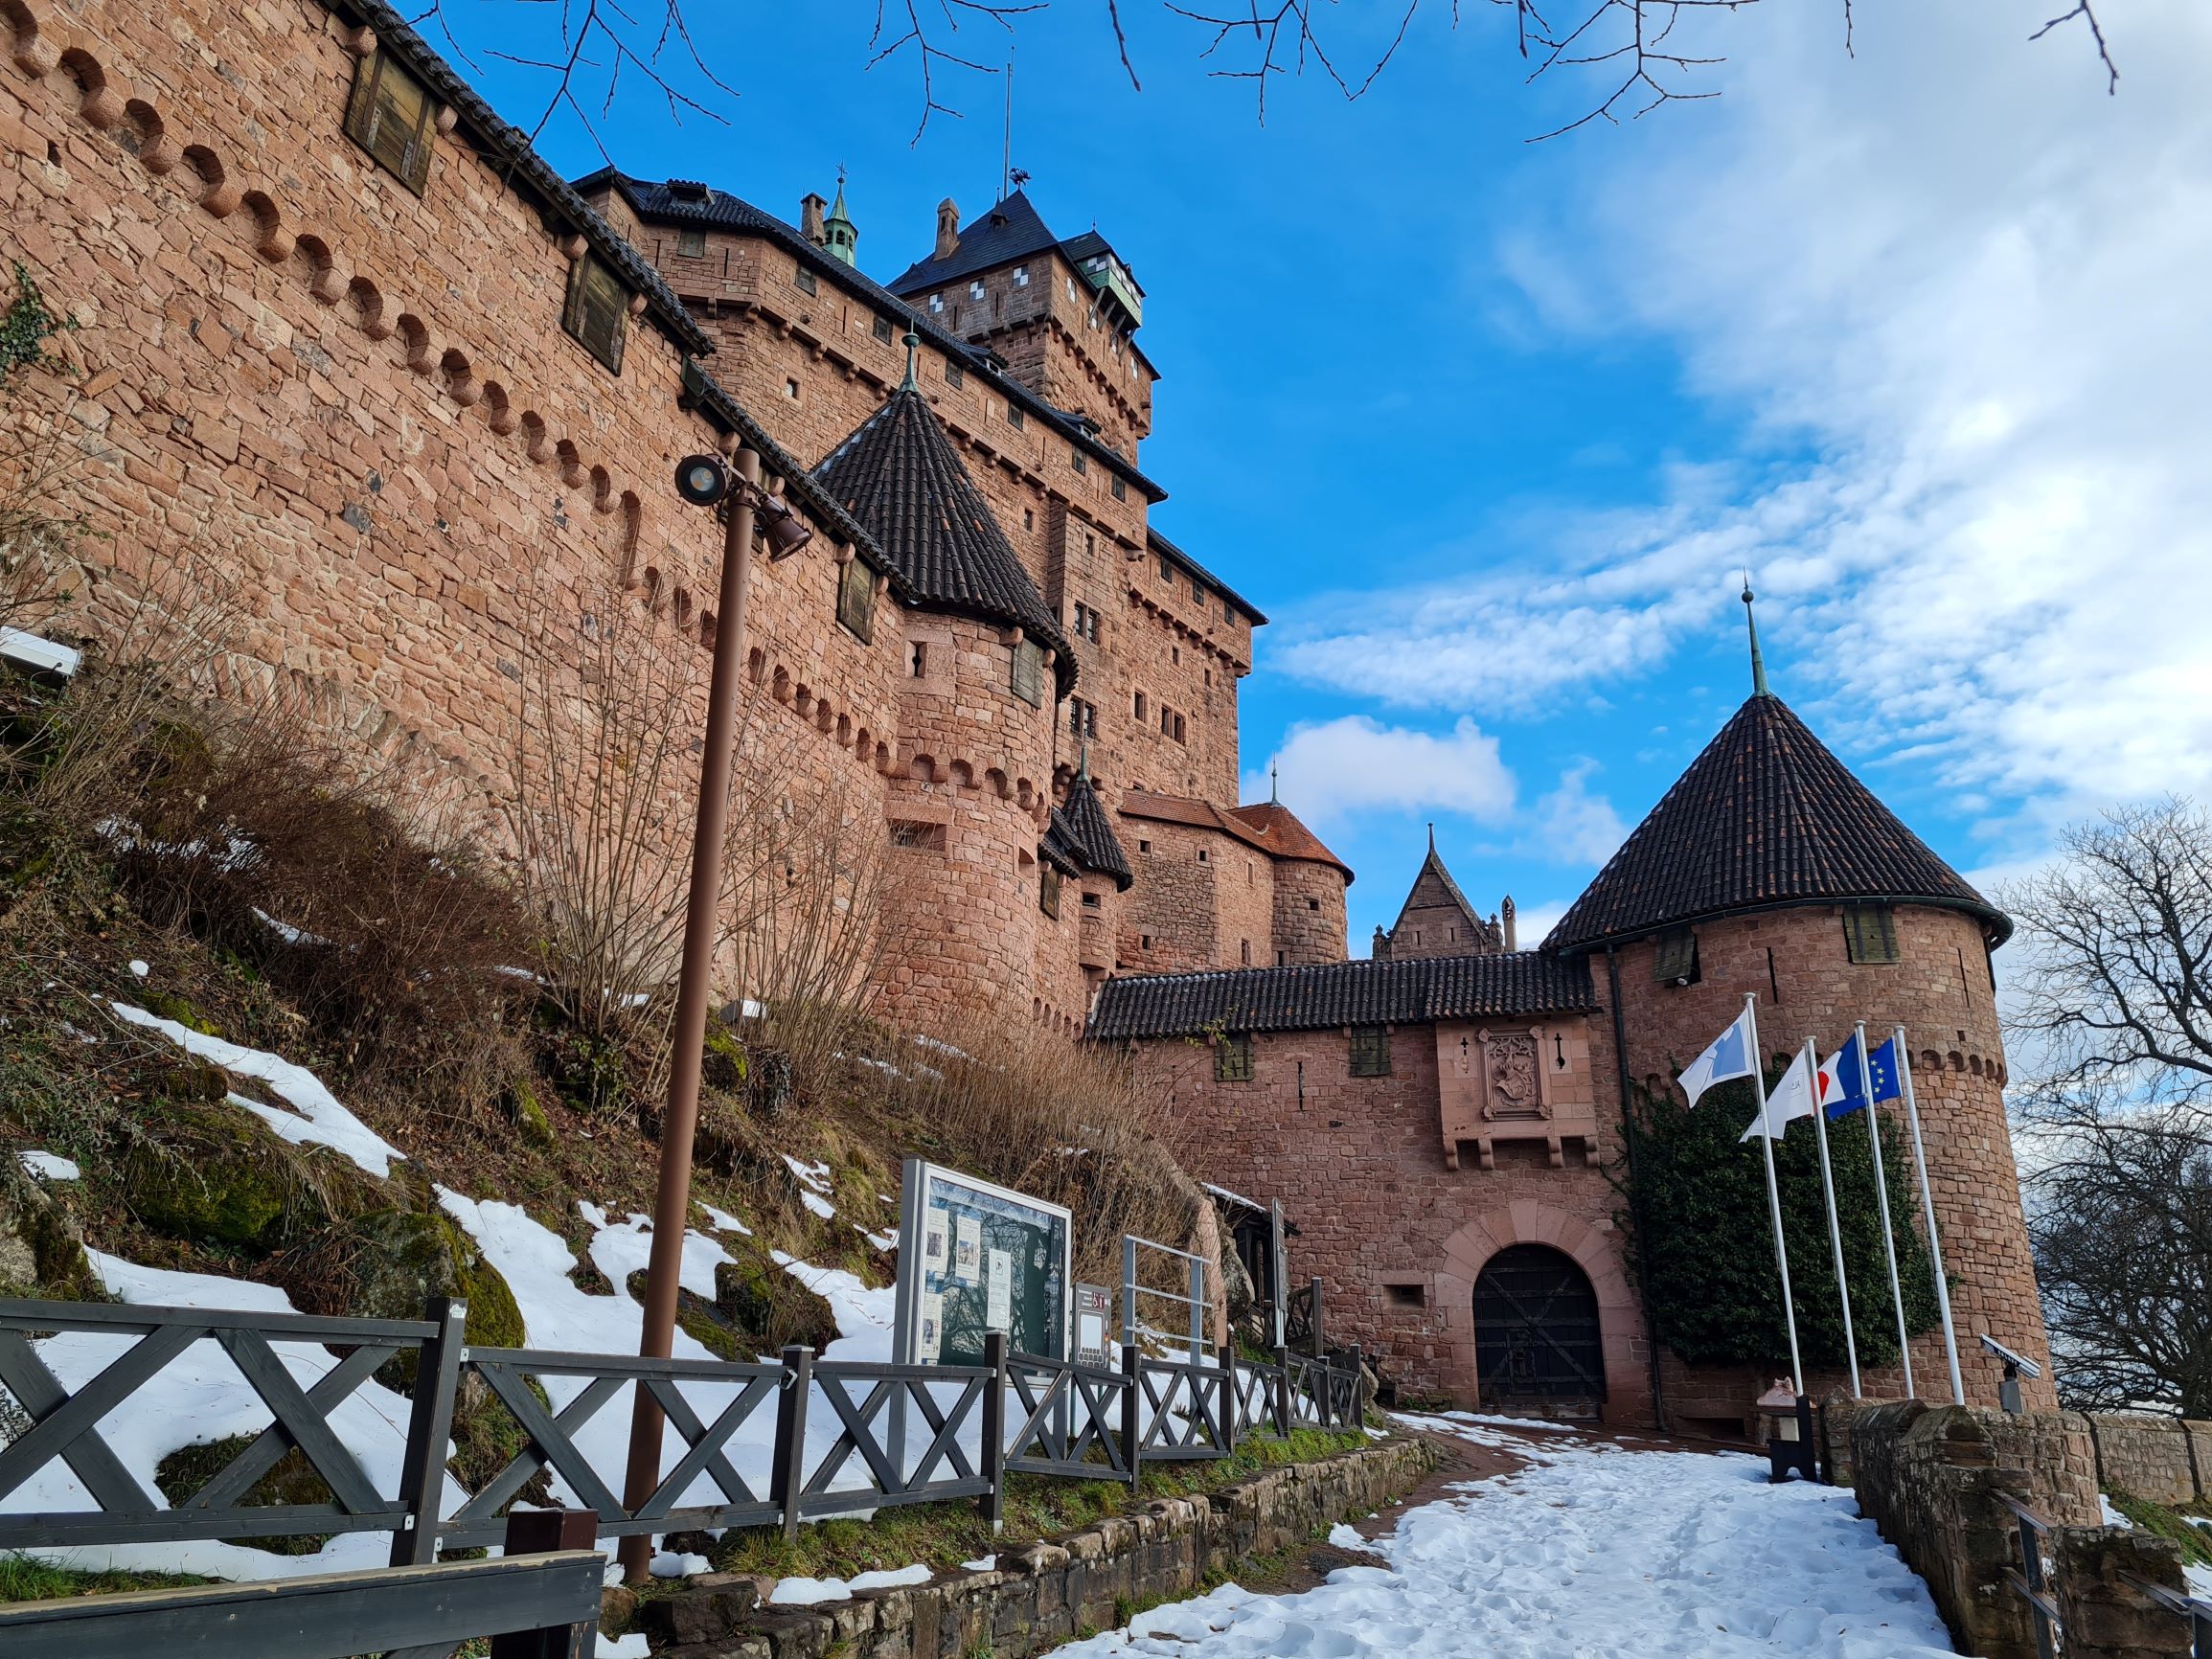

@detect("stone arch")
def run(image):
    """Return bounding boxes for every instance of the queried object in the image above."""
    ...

[554,440,585,489]
[771,665,791,702]
[697,608,716,648]
[615,489,642,575]
[481,379,517,436]
[1437,1203,1644,1413]
[180,144,239,217]
[439,348,479,406]
[519,411,552,464]
[345,274,389,339]
[986,765,1009,799]
[947,759,974,791]
[392,312,432,375]
[289,234,346,306]
[239,189,292,262]
[2,0,60,78]
[907,754,937,784]
[672,588,694,629]
[120,98,177,172]
[641,566,663,610]
[588,465,613,512]
[746,646,766,683]
[57,47,122,128]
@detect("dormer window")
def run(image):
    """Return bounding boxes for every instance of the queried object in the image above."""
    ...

[561,253,627,374]
[344,51,436,195]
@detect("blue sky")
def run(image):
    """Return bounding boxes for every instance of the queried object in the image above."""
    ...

[442,1,2212,951]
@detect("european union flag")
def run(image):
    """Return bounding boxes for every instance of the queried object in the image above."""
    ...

[1866,1035,1904,1103]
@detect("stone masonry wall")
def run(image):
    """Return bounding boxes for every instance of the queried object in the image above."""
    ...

[1586,902,2054,1413]
[2078,1412,2212,1508]
[1269,859,1347,967]
[635,1436,1431,1659]
[1146,1019,1653,1420]
[1839,1401,2187,1659]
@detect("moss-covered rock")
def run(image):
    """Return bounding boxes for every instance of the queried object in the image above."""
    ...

[0,1158,103,1301]
[123,1102,304,1247]
[131,989,221,1037]
[701,1024,748,1092]
[287,1208,524,1351]
[712,1233,837,1354]
[154,1436,331,1555]
[507,1075,554,1149]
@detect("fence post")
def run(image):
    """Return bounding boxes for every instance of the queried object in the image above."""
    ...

[1350,1344,1366,1427]
[391,1295,466,1568]
[1309,1277,1325,1359]
[1220,1338,1239,1451]
[1272,1345,1291,1437]
[489,1507,599,1659]
[772,1345,814,1545]
[1120,1341,1143,1491]
[981,1332,1008,1532]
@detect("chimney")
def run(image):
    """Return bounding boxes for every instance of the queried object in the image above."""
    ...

[800,192,828,245]
[1372,924,1391,962]
[934,198,961,261]
[1501,895,1517,952]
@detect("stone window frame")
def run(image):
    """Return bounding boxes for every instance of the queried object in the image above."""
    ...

[890,819,946,852]
[1011,638,1045,707]
[1215,1032,1254,1084]
[344,50,437,196]
[560,253,628,375]
[835,557,876,644]
[1652,926,1699,986]
[1843,902,1901,965]
[946,359,966,389]
[873,313,896,343]
[1157,554,1174,586]
[1014,264,1031,287]
[1111,475,1128,502]
[675,228,707,258]
[1007,403,1026,430]
[1039,861,1063,919]
[1072,449,1088,476]
[794,264,818,296]
[1350,1025,1391,1079]
[1133,690,1148,723]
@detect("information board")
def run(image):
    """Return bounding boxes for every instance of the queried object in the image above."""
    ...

[894,1158,1072,1366]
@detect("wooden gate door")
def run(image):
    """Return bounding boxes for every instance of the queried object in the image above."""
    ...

[1471,1243,1606,1405]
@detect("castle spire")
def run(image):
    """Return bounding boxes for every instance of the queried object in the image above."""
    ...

[1270,760,1280,805]
[1742,575,1770,698]
[823,166,859,267]
[900,328,920,393]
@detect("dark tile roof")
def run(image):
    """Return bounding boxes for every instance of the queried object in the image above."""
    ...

[1145,527,1266,627]
[1042,768,1133,890]
[1087,952,1597,1042]
[321,1,711,357]
[1544,693,2011,953]
[574,172,1167,505]
[885,191,1065,295]
[676,361,898,590]
[814,385,1074,686]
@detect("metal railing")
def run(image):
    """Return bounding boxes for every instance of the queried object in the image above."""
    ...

[0,1294,1370,1559]
[1995,1489,2063,1659]
[2123,1573,2212,1658]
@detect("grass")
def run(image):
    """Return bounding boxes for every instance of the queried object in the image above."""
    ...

[0,1553,209,1604]
[683,1426,1371,1592]
[2105,1489,2212,1568]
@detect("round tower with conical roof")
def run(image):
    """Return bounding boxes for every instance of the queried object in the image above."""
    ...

[1544,628,2054,1417]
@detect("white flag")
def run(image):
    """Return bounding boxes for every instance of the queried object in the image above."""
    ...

[1743,1046,1819,1141]
[1677,1006,1757,1108]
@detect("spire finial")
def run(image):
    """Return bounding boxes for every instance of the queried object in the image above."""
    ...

[1742,572,1770,697]
[901,329,920,392]
[1269,760,1279,804]
[1077,739,1090,782]
[1426,821,1436,853]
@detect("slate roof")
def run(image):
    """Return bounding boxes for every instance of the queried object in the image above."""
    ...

[572,172,1166,505]
[1146,528,1267,627]
[886,191,1066,295]
[1544,693,2011,953]
[1041,769,1133,890]
[813,385,1074,685]
[1087,952,1597,1042]
[321,1,710,357]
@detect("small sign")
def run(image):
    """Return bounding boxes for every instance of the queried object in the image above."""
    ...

[1074,1283,1113,1368]
[892,1159,1074,1367]
[954,1213,982,1284]
[924,1206,948,1273]
[986,1246,1013,1329]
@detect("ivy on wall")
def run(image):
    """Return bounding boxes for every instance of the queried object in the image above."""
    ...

[1616,1058,1943,1373]
[0,264,72,378]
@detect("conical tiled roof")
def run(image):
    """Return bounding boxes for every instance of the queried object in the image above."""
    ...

[814,385,1073,686]
[1544,693,2009,953]
[1042,768,1132,890]
[1225,802,1354,879]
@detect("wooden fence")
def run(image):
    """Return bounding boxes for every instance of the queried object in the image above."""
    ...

[0,1294,1368,1563]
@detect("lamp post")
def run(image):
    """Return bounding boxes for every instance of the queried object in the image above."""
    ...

[615,446,810,1582]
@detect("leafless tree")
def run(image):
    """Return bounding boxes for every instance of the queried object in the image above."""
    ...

[2002,799,2212,1416]
[426,0,2121,150]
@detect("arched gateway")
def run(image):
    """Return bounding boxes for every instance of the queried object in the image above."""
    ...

[1472,1243,1607,1407]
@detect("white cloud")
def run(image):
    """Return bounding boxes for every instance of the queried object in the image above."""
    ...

[1245,716,1516,830]
[1271,3,2212,837]
[1528,762,1627,868]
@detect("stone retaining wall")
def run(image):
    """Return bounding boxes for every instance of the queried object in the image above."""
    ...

[1836,1401,2190,1659]
[635,1437,1432,1658]
[2079,1412,2212,1507]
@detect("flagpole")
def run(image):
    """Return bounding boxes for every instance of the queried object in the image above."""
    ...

[1807,1037,1861,1398]
[1896,1027,1966,1405]
[1859,1021,1915,1399]
[1744,995,1805,1394]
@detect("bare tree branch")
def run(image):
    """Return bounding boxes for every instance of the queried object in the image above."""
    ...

[2031,1,2117,95]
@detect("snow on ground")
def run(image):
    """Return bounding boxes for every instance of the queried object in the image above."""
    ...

[770,1562,934,1603]
[1054,1417,1958,1659]
[697,1200,753,1236]
[18,1148,80,1180]
[782,1154,837,1219]
[109,1001,403,1178]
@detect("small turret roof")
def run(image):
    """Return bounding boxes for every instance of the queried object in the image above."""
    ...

[1042,766,1133,890]
[1544,693,2009,953]
[886,190,1065,296]
[814,384,1074,688]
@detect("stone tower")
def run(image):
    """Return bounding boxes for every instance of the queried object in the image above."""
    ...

[1543,685,2054,1414]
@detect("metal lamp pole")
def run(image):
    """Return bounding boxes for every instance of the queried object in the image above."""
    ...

[614,446,772,1583]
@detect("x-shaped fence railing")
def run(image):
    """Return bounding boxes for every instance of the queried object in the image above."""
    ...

[1130,1353,1233,1461]
[787,1350,996,1528]
[1229,1356,1286,1441]
[1004,1350,1131,1482]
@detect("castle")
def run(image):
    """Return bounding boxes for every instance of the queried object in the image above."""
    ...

[2,0,2050,1420]
[1,0,1352,1038]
